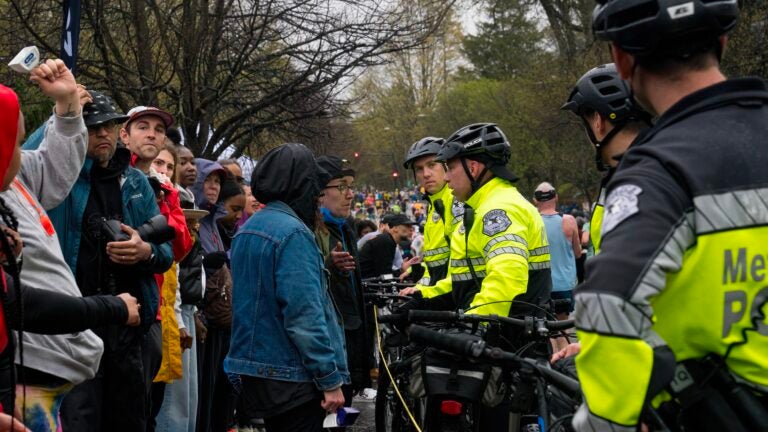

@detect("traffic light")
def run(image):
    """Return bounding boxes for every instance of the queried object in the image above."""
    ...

[392,171,399,178]
[353,151,360,159]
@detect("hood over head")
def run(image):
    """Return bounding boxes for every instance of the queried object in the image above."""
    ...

[191,158,228,210]
[0,85,20,184]
[251,143,330,229]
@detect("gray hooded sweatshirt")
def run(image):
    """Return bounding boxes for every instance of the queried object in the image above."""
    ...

[6,113,104,384]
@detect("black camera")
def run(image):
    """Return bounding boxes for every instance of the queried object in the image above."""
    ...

[100,214,176,244]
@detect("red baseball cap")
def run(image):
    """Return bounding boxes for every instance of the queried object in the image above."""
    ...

[126,106,174,128]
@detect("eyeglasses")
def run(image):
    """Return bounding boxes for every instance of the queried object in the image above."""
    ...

[87,121,117,134]
[325,183,353,193]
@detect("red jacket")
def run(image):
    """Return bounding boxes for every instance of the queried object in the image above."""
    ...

[153,181,193,321]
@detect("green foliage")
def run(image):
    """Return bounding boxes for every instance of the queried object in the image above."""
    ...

[462,0,547,80]
[351,0,604,201]
[722,1,768,78]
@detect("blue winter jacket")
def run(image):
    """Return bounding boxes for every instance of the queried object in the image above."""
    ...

[224,201,350,390]
[47,149,173,326]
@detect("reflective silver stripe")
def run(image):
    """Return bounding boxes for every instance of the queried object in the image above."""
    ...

[425,257,449,267]
[598,185,608,205]
[452,271,486,282]
[630,212,694,304]
[424,246,450,257]
[425,365,485,380]
[529,246,550,256]
[528,262,550,270]
[487,246,528,261]
[450,257,485,267]
[418,277,431,285]
[695,188,768,234]
[575,212,695,340]
[574,292,650,338]
[484,233,527,256]
[573,404,635,432]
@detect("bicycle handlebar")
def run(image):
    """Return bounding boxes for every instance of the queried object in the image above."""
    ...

[406,310,574,333]
[408,322,477,356]
[409,325,581,397]
[363,293,411,301]
[376,313,407,324]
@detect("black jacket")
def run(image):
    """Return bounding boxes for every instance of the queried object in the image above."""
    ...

[0,269,128,411]
[318,219,373,389]
[359,232,399,279]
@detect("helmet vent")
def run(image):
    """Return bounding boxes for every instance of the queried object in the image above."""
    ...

[591,75,613,84]
[600,85,622,96]
[608,2,659,29]
[609,99,627,109]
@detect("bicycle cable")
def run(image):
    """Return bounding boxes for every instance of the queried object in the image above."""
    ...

[374,306,423,432]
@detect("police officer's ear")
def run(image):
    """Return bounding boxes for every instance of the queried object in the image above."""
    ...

[590,112,609,140]
[611,44,634,81]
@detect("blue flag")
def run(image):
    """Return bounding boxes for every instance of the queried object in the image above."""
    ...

[61,0,81,74]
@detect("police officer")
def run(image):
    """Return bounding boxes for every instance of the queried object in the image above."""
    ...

[399,137,457,294]
[414,123,551,319]
[561,63,649,254]
[574,1,768,431]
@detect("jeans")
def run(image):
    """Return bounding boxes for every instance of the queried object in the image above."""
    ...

[155,305,198,432]
[263,397,325,432]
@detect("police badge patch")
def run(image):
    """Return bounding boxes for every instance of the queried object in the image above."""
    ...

[458,224,466,234]
[483,209,511,236]
[601,184,643,236]
[451,199,464,219]
[432,211,440,223]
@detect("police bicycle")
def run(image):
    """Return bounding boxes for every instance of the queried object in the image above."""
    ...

[361,277,426,432]
[374,299,573,432]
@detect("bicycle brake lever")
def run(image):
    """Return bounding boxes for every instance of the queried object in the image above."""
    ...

[535,318,549,337]
[468,340,486,358]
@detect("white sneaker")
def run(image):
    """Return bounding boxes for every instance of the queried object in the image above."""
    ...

[358,387,377,400]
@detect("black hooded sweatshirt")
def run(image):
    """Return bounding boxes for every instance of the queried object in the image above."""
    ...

[250,143,330,230]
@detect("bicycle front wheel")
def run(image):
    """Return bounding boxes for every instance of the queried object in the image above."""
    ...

[374,361,422,432]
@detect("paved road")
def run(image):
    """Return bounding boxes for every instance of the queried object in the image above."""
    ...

[349,397,376,432]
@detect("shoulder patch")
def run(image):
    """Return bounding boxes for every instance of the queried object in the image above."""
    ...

[483,209,511,236]
[601,184,643,236]
[451,199,464,219]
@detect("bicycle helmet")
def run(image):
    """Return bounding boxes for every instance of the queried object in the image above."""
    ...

[592,0,740,58]
[437,123,517,190]
[403,137,445,169]
[562,64,652,171]
[436,123,510,164]
[562,64,634,124]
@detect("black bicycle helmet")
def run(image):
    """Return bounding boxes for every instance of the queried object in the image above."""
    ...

[437,123,517,189]
[435,123,510,164]
[563,64,651,171]
[562,64,634,123]
[592,0,740,58]
[403,137,445,169]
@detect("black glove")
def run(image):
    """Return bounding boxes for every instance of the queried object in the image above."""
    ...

[203,251,229,273]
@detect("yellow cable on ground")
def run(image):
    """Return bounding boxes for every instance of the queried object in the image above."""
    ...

[374,306,423,432]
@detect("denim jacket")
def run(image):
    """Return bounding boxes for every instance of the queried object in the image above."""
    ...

[224,201,350,391]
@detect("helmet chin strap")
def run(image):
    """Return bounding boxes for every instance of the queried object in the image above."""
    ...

[593,122,627,172]
[460,158,490,194]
